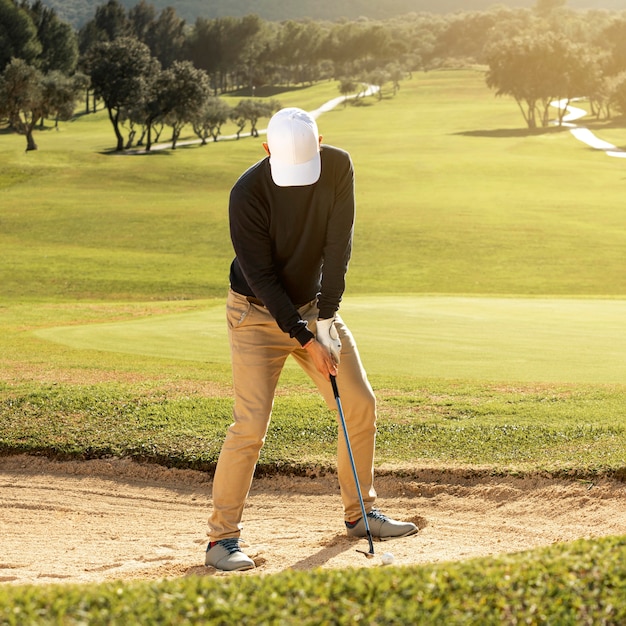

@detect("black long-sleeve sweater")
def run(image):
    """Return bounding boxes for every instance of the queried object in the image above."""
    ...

[228,144,355,346]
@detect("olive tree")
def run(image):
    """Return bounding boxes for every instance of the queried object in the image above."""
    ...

[191,96,232,144]
[159,61,211,149]
[0,58,44,150]
[41,70,80,128]
[608,71,626,118]
[485,32,592,128]
[230,99,280,139]
[88,36,157,151]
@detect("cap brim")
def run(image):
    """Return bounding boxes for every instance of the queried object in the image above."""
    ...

[269,153,321,187]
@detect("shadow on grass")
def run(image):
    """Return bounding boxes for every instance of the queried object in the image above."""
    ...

[454,126,569,139]
[225,84,313,98]
[99,146,174,156]
[350,98,376,108]
[585,116,626,130]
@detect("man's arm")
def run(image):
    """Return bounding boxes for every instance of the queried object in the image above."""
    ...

[318,150,355,320]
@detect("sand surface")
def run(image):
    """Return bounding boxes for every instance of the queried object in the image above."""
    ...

[2,454,626,585]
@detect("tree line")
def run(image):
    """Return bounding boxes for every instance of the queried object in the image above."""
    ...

[2,0,626,151]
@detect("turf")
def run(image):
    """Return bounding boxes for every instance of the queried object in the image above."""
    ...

[35,295,626,384]
[2,70,626,302]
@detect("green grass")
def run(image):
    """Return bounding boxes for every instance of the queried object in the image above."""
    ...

[2,380,625,473]
[2,535,625,624]
[327,72,626,297]
[2,70,626,621]
[2,70,626,301]
[33,295,626,384]
[1,69,625,473]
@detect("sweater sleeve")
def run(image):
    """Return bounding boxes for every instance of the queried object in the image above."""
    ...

[317,152,355,319]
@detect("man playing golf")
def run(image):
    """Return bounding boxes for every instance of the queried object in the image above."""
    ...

[206,107,418,571]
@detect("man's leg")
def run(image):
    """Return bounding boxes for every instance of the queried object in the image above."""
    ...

[293,309,418,540]
[291,310,377,522]
[208,291,292,543]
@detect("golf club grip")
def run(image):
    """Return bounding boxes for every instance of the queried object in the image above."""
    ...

[330,374,339,398]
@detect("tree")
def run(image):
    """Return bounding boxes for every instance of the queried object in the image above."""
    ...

[40,70,80,128]
[71,70,91,114]
[324,22,362,74]
[272,20,323,85]
[25,0,78,74]
[187,15,264,94]
[433,11,497,65]
[91,0,129,40]
[144,6,185,69]
[191,96,232,144]
[0,57,44,150]
[387,63,405,95]
[128,0,155,41]
[324,21,394,79]
[485,32,585,128]
[78,0,129,55]
[608,71,626,118]
[230,99,279,139]
[597,17,626,77]
[0,0,41,70]
[368,69,390,101]
[137,69,165,151]
[338,78,356,106]
[534,0,568,16]
[159,61,210,149]
[565,48,605,120]
[88,37,156,151]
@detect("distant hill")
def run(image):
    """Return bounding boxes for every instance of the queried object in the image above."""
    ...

[40,0,625,29]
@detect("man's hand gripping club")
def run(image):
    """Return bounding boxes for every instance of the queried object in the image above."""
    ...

[305,317,341,380]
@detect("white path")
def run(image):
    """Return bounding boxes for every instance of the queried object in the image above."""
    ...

[147,84,379,152]
[551,99,626,159]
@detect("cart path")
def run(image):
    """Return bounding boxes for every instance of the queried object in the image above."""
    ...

[551,98,626,158]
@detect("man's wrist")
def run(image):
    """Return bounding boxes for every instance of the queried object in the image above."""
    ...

[294,325,315,347]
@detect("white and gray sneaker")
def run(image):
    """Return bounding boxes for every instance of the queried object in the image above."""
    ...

[205,538,255,572]
[345,508,418,540]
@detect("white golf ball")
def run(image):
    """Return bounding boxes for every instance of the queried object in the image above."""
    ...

[381,551,395,565]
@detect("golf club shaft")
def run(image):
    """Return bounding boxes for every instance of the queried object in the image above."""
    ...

[330,375,375,556]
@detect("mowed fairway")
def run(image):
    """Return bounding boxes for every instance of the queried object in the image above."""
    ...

[5,68,624,387]
[1,69,625,303]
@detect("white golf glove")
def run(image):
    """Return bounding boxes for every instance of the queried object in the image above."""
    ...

[316,317,341,364]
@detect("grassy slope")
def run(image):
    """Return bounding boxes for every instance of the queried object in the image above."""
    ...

[340,71,626,297]
[2,70,626,302]
[2,70,626,473]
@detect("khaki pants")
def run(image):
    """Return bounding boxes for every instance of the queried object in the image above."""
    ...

[208,289,377,541]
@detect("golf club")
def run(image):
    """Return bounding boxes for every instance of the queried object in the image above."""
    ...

[330,374,375,559]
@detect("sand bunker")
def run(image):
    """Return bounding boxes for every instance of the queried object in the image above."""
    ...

[2,455,625,585]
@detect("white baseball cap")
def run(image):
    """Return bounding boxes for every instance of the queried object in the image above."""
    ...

[266,107,321,187]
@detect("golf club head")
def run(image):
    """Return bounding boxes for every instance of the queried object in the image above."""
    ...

[357,548,375,559]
